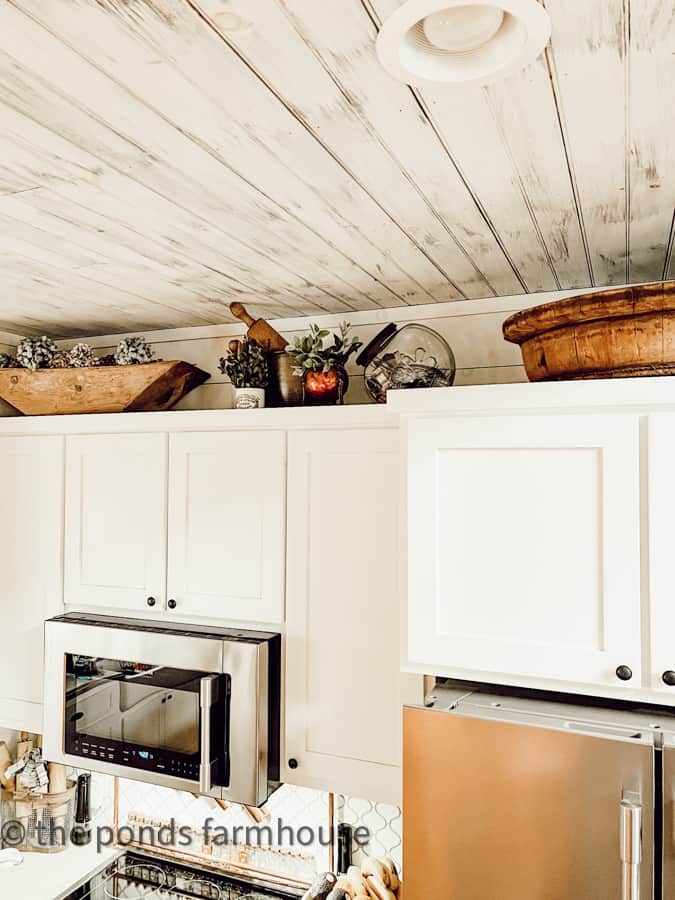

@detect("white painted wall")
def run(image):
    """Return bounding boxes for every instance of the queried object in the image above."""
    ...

[0,336,19,416]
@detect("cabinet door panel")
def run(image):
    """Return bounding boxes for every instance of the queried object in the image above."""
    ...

[65,433,167,610]
[285,429,403,802]
[168,431,285,623]
[648,414,675,694]
[407,415,641,688]
[0,436,63,731]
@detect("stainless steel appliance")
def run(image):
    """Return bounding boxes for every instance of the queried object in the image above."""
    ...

[404,685,675,900]
[43,614,280,806]
[64,850,302,899]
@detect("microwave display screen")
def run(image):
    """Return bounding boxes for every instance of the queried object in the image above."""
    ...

[66,655,204,754]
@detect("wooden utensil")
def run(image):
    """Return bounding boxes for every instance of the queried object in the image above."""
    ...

[0,741,14,790]
[229,302,288,352]
[47,763,67,795]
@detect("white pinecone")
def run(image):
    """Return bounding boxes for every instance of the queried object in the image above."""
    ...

[114,336,154,366]
[0,352,16,369]
[16,336,57,371]
[48,350,71,369]
[68,342,98,368]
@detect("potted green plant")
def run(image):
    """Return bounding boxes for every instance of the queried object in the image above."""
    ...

[288,322,362,405]
[219,338,269,409]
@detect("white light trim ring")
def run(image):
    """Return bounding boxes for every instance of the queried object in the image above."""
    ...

[376,0,551,86]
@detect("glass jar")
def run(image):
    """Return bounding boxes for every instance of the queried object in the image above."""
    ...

[356,323,456,403]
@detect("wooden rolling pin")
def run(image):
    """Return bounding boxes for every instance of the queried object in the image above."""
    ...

[229,302,287,352]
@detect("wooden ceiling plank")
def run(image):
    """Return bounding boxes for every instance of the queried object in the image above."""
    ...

[482,57,593,292]
[7,0,441,308]
[0,75,404,320]
[0,195,237,327]
[0,181,358,326]
[627,1,675,283]
[17,181,356,318]
[0,95,387,323]
[0,249,221,332]
[361,0,589,294]
[332,0,556,293]
[189,0,497,299]
[0,265,173,336]
[83,0,449,303]
[541,0,628,286]
[0,188,276,323]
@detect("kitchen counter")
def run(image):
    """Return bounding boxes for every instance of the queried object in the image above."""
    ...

[0,841,120,900]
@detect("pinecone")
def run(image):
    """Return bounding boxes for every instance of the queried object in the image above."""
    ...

[0,352,16,369]
[16,336,57,371]
[114,336,154,366]
[68,342,98,368]
[97,353,116,367]
[48,350,71,369]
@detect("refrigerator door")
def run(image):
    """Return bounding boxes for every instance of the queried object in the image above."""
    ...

[404,704,654,900]
[662,737,675,899]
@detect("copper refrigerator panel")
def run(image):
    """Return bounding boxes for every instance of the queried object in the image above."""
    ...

[403,706,654,900]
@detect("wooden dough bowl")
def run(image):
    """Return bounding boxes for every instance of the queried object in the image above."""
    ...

[0,360,210,415]
[502,281,675,381]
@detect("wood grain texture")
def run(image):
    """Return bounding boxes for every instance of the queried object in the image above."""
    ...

[503,280,675,381]
[0,361,209,415]
[542,0,630,286]
[0,0,665,337]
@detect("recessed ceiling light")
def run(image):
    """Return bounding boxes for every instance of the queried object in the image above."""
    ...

[376,0,551,86]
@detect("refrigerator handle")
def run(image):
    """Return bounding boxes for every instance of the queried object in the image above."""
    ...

[620,799,642,900]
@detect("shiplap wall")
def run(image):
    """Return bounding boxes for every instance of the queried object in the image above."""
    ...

[54,287,613,409]
[0,337,18,416]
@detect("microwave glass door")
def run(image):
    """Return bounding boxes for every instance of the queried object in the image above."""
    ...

[64,653,229,786]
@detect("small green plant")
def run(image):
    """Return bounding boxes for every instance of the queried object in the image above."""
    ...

[288,322,361,375]
[219,339,269,388]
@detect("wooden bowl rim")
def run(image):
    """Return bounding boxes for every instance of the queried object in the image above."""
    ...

[503,280,675,344]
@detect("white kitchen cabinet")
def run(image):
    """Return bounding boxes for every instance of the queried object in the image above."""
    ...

[64,433,168,611]
[284,428,404,802]
[167,431,285,624]
[648,414,675,695]
[405,413,642,690]
[0,436,63,732]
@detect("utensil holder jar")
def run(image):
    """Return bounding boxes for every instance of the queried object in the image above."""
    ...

[0,783,76,853]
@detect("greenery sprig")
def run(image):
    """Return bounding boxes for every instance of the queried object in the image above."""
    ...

[219,338,269,389]
[288,322,361,375]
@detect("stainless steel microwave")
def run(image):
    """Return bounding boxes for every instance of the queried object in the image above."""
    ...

[43,613,281,806]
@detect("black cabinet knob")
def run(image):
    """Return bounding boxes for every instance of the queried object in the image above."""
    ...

[288,758,298,770]
[168,599,177,610]
[662,670,675,686]
[146,596,156,607]
[616,665,633,681]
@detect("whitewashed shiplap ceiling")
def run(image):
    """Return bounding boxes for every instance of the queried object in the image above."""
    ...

[0,0,672,336]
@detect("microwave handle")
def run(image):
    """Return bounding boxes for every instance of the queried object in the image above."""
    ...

[199,675,219,794]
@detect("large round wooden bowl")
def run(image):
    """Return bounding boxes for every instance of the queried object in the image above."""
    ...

[502,281,675,381]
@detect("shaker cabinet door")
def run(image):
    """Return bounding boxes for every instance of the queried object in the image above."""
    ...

[648,414,675,695]
[64,433,168,611]
[284,428,405,803]
[406,414,641,689]
[0,436,63,732]
[167,431,285,624]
